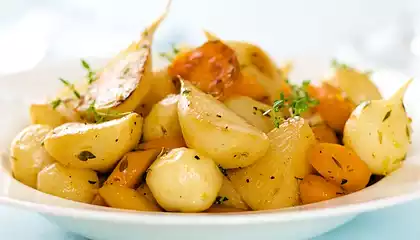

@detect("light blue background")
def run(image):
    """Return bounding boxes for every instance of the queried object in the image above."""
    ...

[1,200,419,240]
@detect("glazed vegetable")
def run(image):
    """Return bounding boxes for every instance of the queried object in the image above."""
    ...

[10,125,55,188]
[216,176,249,210]
[137,183,159,206]
[104,149,160,187]
[168,40,242,100]
[311,124,339,144]
[299,174,345,204]
[146,148,223,212]
[77,10,166,117]
[99,185,161,211]
[344,80,412,175]
[309,143,371,192]
[37,163,99,203]
[136,137,186,150]
[328,62,382,104]
[44,113,143,172]
[228,117,316,210]
[178,81,270,168]
[30,99,82,128]
[310,83,355,132]
[142,94,182,141]
[224,96,274,133]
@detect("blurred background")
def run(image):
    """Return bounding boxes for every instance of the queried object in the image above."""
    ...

[1,0,420,77]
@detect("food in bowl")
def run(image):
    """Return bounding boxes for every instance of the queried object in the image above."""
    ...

[9,6,413,213]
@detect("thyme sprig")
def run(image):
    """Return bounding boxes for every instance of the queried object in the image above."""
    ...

[159,43,180,62]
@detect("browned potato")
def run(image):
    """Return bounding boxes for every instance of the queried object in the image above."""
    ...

[300,174,345,204]
[309,143,371,192]
[228,117,316,210]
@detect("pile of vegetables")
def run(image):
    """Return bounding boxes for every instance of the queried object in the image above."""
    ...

[10,6,412,213]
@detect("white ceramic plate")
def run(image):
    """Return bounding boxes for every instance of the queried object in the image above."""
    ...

[0,59,419,240]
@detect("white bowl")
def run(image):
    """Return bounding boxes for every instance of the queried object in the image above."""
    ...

[0,59,420,240]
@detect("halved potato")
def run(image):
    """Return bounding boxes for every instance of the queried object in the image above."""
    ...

[143,94,182,141]
[327,66,382,105]
[99,185,161,211]
[228,117,316,210]
[224,96,274,133]
[178,81,270,168]
[216,176,249,210]
[344,80,412,175]
[78,9,168,117]
[44,113,143,172]
[10,124,55,188]
[37,162,99,203]
[30,99,82,128]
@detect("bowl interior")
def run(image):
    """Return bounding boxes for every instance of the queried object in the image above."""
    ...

[0,58,420,224]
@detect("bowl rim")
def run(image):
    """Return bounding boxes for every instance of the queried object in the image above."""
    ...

[1,58,420,226]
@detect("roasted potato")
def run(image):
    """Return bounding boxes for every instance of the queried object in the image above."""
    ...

[78,11,167,117]
[344,80,412,175]
[299,174,345,204]
[178,81,270,168]
[37,163,99,203]
[99,185,161,211]
[224,96,274,133]
[216,176,249,210]
[30,99,82,128]
[10,124,55,188]
[147,148,223,212]
[327,65,382,105]
[44,113,143,172]
[228,117,316,210]
[143,94,182,141]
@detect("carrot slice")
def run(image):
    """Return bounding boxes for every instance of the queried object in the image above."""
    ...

[137,137,186,150]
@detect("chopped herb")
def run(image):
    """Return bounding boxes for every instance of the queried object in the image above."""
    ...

[50,99,62,109]
[214,196,229,205]
[182,90,191,96]
[119,158,128,172]
[86,101,130,123]
[77,151,96,161]
[378,130,383,144]
[341,179,348,185]
[115,139,119,142]
[160,126,167,135]
[270,176,275,180]
[382,110,392,122]
[88,180,97,184]
[218,165,228,176]
[122,67,130,76]
[402,102,406,112]
[194,155,200,160]
[41,141,45,146]
[336,192,345,195]
[216,114,222,118]
[253,106,258,111]
[294,177,303,181]
[406,125,411,139]
[59,78,81,99]
[246,179,250,183]
[332,156,342,169]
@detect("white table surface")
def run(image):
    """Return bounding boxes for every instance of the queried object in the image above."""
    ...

[1,200,420,240]
[2,1,420,239]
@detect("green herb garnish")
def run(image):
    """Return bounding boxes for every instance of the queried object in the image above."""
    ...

[331,59,350,69]
[268,80,319,128]
[59,78,81,99]
[81,59,97,84]
[50,99,62,110]
[86,101,130,123]
[159,43,180,62]
[77,151,96,161]
[214,196,229,205]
